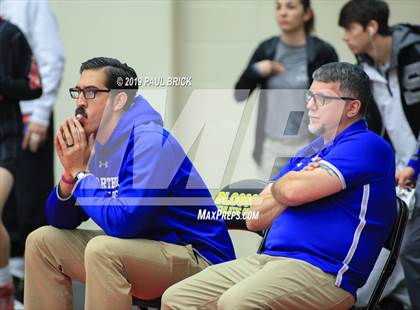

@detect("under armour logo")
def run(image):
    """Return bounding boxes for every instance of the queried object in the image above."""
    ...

[311,155,321,162]
[98,161,109,168]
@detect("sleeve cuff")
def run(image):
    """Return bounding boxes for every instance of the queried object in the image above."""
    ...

[408,160,420,180]
[56,172,95,202]
[71,173,95,197]
[249,63,262,79]
[319,160,347,189]
[55,185,73,201]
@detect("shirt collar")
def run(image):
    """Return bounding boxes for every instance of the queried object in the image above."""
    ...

[332,119,368,144]
[307,119,368,153]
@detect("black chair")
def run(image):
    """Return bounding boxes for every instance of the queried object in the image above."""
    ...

[216,179,267,231]
[132,179,268,309]
[353,197,409,310]
[216,179,268,258]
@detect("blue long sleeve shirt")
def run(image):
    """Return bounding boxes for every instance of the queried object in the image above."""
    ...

[46,96,235,265]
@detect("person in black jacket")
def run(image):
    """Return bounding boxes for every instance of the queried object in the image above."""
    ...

[234,0,338,180]
[339,1,420,309]
[0,17,42,309]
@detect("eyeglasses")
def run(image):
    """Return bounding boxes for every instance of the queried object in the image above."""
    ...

[304,90,357,107]
[69,87,110,100]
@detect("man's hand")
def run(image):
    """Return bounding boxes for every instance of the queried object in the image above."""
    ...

[271,157,343,206]
[22,122,48,152]
[256,60,284,78]
[303,161,320,172]
[396,167,416,189]
[246,183,287,232]
[55,117,95,178]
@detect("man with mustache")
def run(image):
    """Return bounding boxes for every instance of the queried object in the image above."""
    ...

[162,62,397,310]
[23,57,235,310]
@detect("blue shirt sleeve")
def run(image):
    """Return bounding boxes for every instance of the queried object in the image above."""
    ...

[318,134,395,189]
[408,145,420,180]
[72,129,182,238]
[45,186,89,229]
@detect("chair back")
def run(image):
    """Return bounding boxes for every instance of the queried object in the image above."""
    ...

[215,179,267,232]
[215,179,267,257]
[362,197,408,310]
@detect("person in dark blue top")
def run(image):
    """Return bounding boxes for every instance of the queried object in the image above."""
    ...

[162,62,396,310]
[23,57,235,310]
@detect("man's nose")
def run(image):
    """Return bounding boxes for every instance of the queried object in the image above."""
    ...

[76,95,87,108]
[306,98,316,110]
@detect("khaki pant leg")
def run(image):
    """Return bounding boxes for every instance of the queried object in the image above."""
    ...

[84,236,208,310]
[217,255,355,310]
[162,254,262,310]
[24,226,103,310]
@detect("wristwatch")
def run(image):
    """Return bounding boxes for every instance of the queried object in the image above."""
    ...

[74,171,89,183]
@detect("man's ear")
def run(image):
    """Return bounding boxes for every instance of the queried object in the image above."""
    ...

[347,100,362,118]
[366,20,379,36]
[112,92,128,112]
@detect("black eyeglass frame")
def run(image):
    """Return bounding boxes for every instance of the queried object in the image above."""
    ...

[304,90,357,107]
[69,87,111,100]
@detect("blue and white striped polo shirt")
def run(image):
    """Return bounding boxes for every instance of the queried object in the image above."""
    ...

[265,119,397,298]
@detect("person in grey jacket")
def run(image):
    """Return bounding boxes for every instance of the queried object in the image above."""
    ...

[339,1,420,308]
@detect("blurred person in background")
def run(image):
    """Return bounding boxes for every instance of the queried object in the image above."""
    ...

[0,16,42,310]
[339,1,420,309]
[234,0,338,180]
[0,0,65,297]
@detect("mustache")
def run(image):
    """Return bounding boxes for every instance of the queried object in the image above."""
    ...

[75,107,88,119]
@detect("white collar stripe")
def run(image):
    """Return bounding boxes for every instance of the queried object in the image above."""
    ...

[319,160,347,190]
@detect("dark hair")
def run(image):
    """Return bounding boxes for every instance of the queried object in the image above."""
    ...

[338,0,390,35]
[80,57,138,108]
[312,62,372,116]
[300,0,314,34]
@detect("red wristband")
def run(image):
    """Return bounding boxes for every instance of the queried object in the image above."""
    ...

[61,174,75,185]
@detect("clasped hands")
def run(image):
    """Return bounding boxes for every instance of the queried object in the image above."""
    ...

[55,117,95,178]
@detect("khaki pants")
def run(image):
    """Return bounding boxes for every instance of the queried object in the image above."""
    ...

[162,254,354,310]
[24,226,208,310]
